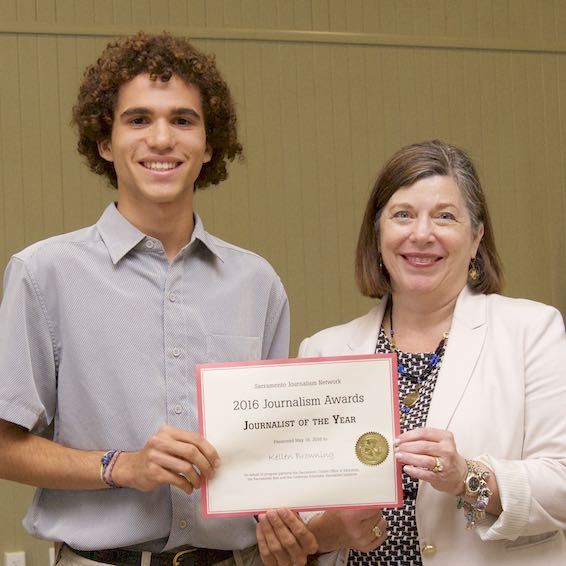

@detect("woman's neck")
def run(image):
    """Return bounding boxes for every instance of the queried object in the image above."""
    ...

[386,292,459,353]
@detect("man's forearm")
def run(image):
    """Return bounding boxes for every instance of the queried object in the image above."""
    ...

[0,419,107,490]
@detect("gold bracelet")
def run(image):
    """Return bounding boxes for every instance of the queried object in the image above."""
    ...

[457,460,492,529]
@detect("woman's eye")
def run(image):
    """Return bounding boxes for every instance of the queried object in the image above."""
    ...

[393,211,410,219]
[437,212,456,221]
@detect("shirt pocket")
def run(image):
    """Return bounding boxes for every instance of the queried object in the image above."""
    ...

[206,334,261,363]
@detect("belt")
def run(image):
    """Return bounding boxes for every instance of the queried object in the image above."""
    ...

[68,546,234,566]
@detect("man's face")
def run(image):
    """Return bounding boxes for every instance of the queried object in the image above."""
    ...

[98,73,212,210]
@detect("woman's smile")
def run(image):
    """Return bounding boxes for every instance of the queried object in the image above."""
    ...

[401,254,443,266]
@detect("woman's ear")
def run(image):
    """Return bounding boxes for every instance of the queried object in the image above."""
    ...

[472,223,484,256]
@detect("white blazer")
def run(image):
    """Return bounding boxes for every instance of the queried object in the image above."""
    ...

[299,286,566,565]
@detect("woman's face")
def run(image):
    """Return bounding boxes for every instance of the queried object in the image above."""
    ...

[379,175,484,302]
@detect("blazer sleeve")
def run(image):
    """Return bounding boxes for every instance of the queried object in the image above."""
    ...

[298,337,312,358]
[476,305,566,541]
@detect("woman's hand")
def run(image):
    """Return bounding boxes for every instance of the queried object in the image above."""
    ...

[308,508,388,553]
[256,508,318,566]
[394,427,467,495]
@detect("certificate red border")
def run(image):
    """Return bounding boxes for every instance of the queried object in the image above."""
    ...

[197,354,402,517]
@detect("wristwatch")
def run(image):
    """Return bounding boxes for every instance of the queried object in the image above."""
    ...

[458,459,493,528]
[463,459,489,497]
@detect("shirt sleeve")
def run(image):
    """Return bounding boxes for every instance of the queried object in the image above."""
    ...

[262,277,290,360]
[476,306,566,540]
[0,256,57,432]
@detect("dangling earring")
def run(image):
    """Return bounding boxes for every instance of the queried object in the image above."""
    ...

[378,254,383,271]
[468,257,479,282]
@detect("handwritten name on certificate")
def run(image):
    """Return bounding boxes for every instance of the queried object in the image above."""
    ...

[197,354,402,517]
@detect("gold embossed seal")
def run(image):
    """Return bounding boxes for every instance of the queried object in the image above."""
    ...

[355,432,389,465]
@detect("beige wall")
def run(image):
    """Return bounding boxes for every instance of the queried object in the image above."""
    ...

[1,1,565,562]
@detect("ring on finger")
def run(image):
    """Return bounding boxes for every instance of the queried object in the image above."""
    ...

[431,456,443,473]
[372,524,383,538]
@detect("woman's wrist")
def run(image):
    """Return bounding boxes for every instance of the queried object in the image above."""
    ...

[306,512,343,553]
[456,460,502,527]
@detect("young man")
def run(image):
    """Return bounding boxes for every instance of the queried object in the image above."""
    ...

[0,33,291,565]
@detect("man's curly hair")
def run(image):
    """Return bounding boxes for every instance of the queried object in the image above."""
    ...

[72,32,243,189]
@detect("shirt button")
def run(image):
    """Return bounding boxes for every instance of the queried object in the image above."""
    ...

[168,293,177,302]
[173,348,181,357]
[421,544,437,556]
[145,240,155,249]
[179,520,187,529]
[174,405,183,414]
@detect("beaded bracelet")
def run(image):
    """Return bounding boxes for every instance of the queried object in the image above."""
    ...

[100,449,123,488]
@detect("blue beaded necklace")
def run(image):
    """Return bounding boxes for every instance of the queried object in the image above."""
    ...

[387,301,448,419]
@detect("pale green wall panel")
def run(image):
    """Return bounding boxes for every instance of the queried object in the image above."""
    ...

[95,0,116,25]
[0,482,51,565]
[1,35,26,259]
[0,0,17,19]
[112,0,133,24]
[36,0,56,23]
[15,0,36,21]
[19,35,46,246]
[38,35,65,237]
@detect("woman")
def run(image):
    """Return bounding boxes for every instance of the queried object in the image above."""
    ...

[258,140,566,565]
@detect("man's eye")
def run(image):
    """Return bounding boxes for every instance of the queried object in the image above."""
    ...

[129,117,147,126]
[174,117,192,126]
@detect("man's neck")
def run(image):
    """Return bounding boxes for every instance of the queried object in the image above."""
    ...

[116,198,195,263]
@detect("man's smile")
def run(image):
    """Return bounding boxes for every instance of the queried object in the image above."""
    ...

[140,160,181,171]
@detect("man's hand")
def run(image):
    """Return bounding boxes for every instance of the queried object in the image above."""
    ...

[113,425,220,494]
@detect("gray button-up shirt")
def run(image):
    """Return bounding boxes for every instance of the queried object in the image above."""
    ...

[0,203,289,551]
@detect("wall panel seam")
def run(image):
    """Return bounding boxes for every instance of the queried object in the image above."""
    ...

[1,23,566,54]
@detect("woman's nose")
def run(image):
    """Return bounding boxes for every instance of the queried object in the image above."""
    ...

[410,215,434,242]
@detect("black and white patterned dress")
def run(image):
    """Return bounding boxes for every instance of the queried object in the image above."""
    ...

[348,326,447,566]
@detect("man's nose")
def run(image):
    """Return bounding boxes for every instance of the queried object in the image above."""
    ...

[147,119,174,150]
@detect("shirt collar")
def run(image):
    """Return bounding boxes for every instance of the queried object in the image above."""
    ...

[190,213,225,262]
[97,203,224,264]
[97,203,146,264]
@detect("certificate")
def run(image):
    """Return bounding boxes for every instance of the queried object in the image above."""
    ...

[197,354,402,517]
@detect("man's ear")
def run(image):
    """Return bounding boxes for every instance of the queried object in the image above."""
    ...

[203,143,212,164]
[97,139,114,162]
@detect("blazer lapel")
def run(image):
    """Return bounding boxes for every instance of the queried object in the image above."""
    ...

[426,287,488,430]
[345,296,389,355]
